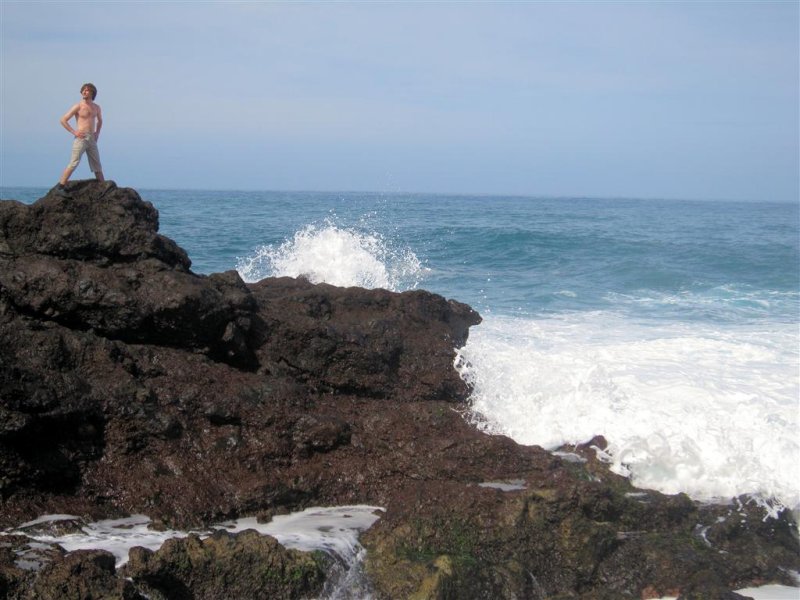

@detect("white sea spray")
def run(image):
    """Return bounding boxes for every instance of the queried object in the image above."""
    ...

[455,312,800,515]
[236,220,424,291]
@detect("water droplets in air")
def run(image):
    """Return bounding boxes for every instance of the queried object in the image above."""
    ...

[236,220,425,292]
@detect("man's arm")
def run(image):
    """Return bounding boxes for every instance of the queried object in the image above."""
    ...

[95,105,103,141]
[60,104,81,137]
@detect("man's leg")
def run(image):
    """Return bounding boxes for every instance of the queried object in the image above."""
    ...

[86,137,103,182]
[59,165,77,186]
[57,137,85,191]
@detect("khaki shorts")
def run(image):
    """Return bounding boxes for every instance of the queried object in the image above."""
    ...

[67,133,102,173]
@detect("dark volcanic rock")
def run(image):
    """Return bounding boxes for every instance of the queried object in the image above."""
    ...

[250,277,478,400]
[30,550,141,600]
[0,181,797,599]
[121,529,325,600]
[0,181,187,267]
[0,536,143,600]
[0,181,257,368]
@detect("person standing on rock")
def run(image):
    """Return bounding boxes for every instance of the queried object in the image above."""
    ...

[55,83,104,196]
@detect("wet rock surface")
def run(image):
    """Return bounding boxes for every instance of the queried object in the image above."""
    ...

[120,529,326,600]
[0,181,797,599]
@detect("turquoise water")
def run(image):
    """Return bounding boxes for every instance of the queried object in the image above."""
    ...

[149,190,799,323]
[177,192,797,320]
[3,186,799,514]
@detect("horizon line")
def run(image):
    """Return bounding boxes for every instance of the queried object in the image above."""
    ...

[0,181,797,206]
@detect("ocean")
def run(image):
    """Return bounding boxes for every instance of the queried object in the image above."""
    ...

[4,186,799,518]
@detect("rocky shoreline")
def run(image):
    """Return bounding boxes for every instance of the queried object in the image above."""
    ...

[1,181,797,599]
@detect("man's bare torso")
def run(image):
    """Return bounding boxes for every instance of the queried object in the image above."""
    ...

[61,86,102,138]
[74,100,100,134]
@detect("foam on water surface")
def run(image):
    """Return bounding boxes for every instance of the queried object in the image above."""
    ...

[455,312,800,514]
[732,583,800,600]
[217,505,384,562]
[6,506,384,570]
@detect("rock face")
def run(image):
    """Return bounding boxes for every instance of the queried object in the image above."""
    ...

[120,529,326,600]
[0,181,797,599]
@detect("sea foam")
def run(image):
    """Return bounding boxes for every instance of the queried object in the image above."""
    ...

[236,221,424,291]
[455,312,800,515]
[9,507,382,568]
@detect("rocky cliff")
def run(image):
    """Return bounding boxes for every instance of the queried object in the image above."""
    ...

[0,181,797,599]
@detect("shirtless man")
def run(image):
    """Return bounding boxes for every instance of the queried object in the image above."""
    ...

[55,83,104,196]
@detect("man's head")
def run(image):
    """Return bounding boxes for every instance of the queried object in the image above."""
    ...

[81,83,97,100]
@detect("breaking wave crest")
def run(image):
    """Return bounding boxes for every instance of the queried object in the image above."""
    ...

[236,221,425,291]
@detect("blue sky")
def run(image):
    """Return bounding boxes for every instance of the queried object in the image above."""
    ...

[1,1,798,202]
